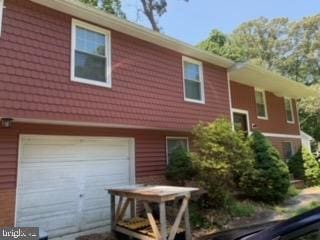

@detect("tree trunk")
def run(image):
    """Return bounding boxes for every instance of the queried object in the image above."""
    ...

[140,0,160,32]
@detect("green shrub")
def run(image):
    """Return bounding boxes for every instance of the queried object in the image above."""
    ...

[189,203,209,229]
[288,147,320,186]
[165,147,195,185]
[288,148,305,179]
[304,149,320,186]
[191,119,255,207]
[240,131,290,203]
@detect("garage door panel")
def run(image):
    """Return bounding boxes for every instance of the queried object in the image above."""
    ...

[17,136,133,238]
[18,189,78,208]
[19,168,78,188]
[81,209,110,230]
[21,215,79,236]
[22,144,79,160]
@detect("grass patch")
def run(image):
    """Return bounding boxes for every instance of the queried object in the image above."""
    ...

[274,201,320,217]
[286,185,301,198]
[293,201,320,216]
[226,199,257,218]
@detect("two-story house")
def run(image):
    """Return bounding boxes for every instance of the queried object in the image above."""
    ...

[0,0,315,238]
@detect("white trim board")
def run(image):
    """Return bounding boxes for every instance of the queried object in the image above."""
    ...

[0,0,4,36]
[30,0,233,69]
[262,132,301,139]
[227,72,233,124]
[11,117,189,132]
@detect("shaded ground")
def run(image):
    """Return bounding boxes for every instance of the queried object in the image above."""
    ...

[77,187,320,240]
[228,187,320,229]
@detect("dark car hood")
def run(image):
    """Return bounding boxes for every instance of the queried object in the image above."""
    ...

[202,221,281,240]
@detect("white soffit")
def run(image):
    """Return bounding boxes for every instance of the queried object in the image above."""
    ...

[229,63,318,99]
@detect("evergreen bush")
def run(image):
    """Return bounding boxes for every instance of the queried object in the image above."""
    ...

[240,131,290,203]
[288,147,320,186]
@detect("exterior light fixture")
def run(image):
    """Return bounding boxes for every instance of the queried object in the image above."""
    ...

[1,118,13,128]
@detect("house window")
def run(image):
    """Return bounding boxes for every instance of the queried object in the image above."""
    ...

[71,19,111,87]
[182,57,205,103]
[166,137,189,163]
[255,89,268,119]
[285,98,295,123]
[0,0,4,36]
[282,142,293,160]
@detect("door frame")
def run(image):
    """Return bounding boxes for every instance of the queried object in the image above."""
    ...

[231,108,251,135]
[15,134,136,226]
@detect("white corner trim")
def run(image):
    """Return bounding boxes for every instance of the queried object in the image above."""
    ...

[0,0,4,36]
[71,18,112,88]
[182,56,205,104]
[227,72,233,125]
[255,88,268,120]
[262,132,301,139]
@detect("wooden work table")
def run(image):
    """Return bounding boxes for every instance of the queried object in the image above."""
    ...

[107,185,199,240]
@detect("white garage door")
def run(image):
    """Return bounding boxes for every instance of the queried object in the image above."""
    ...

[16,135,134,238]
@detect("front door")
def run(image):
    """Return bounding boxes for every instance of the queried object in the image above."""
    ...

[233,112,249,136]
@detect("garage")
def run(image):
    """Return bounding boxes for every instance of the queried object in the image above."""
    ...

[16,135,135,238]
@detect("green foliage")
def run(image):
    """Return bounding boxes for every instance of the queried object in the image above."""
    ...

[286,185,300,198]
[288,148,305,179]
[225,198,256,218]
[78,0,126,18]
[299,84,320,142]
[197,30,246,61]
[198,15,320,84]
[189,203,210,229]
[198,15,320,143]
[240,131,290,203]
[191,119,255,207]
[165,147,195,185]
[293,201,320,217]
[288,147,320,186]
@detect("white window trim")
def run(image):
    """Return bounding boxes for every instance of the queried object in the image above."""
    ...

[284,97,295,124]
[182,56,205,104]
[71,18,112,88]
[166,136,189,164]
[0,0,4,36]
[232,108,251,135]
[255,88,268,120]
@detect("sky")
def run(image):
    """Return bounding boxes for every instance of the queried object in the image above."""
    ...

[122,0,320,45]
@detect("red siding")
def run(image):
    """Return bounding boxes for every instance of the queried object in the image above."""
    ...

[0,0,230,131]
[0,122,190,189]
[231,82,300,135]
[268,137,301,159]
